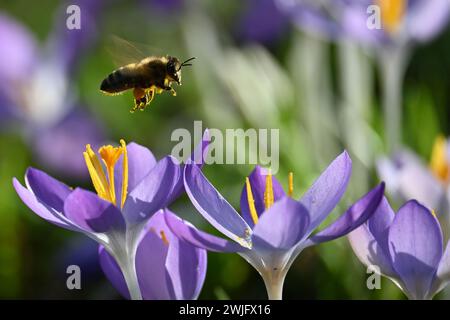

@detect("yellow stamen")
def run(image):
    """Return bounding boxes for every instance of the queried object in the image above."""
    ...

[160,230,169,246]
[264,170,274,209]
[83,140,128,208]
[288,172,294,197]
[99,145,123,205]
[430,135,450,184]
[245,177,259,225]
[83,144,111,202]
[376,0,407,34]
[120,139,128,209]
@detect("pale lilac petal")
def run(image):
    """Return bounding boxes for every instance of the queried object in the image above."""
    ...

[431,241,450,295]
[64,188,125,233]
[164,211,246,252]
[347,196,398,278]
[163,210,207,300]
[300,151,352,234]
[13,178,74,231]
[378,151,445,211]
[252,197,310,251]
[306,183,384,245]
[184,164,252,247]
[407,0,450,42]
[123,155,181,224]
[388,200,443,299]
[240,166,286,228]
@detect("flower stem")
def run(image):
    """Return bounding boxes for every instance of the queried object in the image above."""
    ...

[262,271,286,300]
[120,254,142,300]
[379,46,408,154]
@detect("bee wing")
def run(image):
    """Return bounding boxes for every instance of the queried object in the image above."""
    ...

[106,35,164,66]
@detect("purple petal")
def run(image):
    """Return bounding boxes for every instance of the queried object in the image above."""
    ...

[252,197,310,251]
[164,211,245,252]
[64,188,125,233]
[237,0,289,45]
[98,246,131,299]
[0,13,36,84]
[306,183,385,245]
[123,155,181,224]
[388,200,443,299]
[48,0,104,73]
[163,210,207,300]
[13,178,75,231]
[184,164,252,247]
[114,142,157,199]
[240,166,286,228]
[32,109,104,179]
[300,151,352,234]
[25,168,72,213]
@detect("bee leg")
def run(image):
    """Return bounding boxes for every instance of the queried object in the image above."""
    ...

[163,85,177,97]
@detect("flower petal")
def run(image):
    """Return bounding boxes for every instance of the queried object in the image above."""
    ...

[240,165,285,228]
[25,167,72,213]
[164,211,246,252]
[306,183,384,245]
[98,246,130,299]
[347,196,398,278]
[13,177,74,231]
[184,164,252,247]
[123,155,181,225]
[114,142,157,201]
[64,188,125,233]
[163,210,207,300]
[431,241,450,296]
[388,200,443,300]
[407,0,450,42]
[300,151,352,234]
[252,197,310,251]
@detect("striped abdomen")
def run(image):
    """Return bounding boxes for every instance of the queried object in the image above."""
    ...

[100,65,138,94]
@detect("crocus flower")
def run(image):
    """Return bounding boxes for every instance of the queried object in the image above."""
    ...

[0,1,105,178]
[276,0,450,46]
[348,198,450,300]
[165,151,385,299]
[13,140,182,299]
[377,135,450,232]
[99,209,207,300]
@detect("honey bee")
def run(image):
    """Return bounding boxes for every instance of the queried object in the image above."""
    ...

[100,54,195,113]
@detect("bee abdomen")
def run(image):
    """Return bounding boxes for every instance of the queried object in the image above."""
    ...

[100,68,133,93]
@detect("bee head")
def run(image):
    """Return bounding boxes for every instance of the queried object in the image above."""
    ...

[166,56,195,85]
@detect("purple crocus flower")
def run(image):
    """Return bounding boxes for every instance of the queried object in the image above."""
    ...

[99,209,207,300]
[348,198,450,300]
[0,1,105,178]
[13,140,182,300]
[377,136,450,232]
[165,151,385,299]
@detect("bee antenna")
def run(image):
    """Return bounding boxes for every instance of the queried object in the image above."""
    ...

[181,57,196,66]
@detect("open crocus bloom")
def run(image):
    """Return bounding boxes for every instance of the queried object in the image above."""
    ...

[349,198,450,300]
[99,209,207,300]
[166,151,385,299]
[13,140,183,299]
[377,136,450,233]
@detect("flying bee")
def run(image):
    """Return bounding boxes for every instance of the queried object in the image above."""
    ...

[100,55,195,113]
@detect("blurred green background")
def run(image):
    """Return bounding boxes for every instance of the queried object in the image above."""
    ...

[0,0,449,299]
